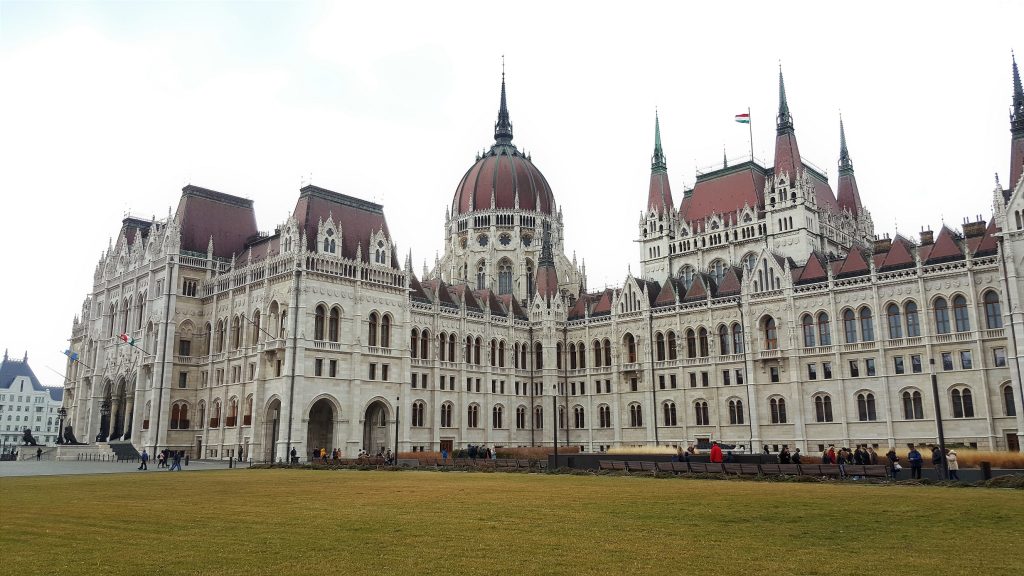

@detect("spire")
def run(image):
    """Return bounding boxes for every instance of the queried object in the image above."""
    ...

[723,146,728,169]
[777,65,793,133]
[651,112,667,173]
[493,63,514,146]
[839,115,853,172]
[539,221,554,267]
[535,221,559,299]
[1012,51,1023,134]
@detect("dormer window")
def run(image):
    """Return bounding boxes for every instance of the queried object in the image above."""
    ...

[374,240,387,264]
[322,228,336,254]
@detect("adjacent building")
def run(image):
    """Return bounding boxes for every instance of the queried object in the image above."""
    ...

[1,351,64,448]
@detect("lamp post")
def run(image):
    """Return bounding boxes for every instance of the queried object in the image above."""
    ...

[56,407,67,445]
[929,358,949,478]
[393,396,399,463]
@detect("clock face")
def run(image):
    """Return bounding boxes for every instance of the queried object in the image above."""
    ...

[499,233,512,246]
[477,234,489,247]
[521,235,532,247]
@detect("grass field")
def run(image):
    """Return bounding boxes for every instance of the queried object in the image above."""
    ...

[2,469,1022,575]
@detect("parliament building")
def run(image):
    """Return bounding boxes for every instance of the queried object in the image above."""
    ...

[63,59,1024,461]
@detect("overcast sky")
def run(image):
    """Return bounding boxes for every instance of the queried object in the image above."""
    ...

[2,1,1021,388]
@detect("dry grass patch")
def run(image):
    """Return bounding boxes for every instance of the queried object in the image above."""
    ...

[2,470,1021,576]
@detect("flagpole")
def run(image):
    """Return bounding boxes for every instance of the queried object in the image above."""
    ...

[747,106,754,163]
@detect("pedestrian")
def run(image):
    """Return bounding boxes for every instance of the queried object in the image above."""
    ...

[710,441,723,463]
[827,444,837,464]
[491,447,497,460]
[290,447,297,464]
[907,444,923,479]
[779,447,791,464]
[385,448,393,465]
[169,450,182,471]
[441,447,448,461]
[138,449,149,471]
[931,446,945,480]
[886,447,901,479]
[763,445,770,456]
[36,447,42,460]
[320,447,327,464]
[946,449,960,481]
[867,446,878,465]
[791,448,802,465]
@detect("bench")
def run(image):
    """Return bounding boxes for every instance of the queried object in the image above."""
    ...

[516,459,533,469]
[625,461,647,472]
[863,464,889,478]
[598,460,616,471]
[435,459,454,467]
[723,463,760,475]
[475,460,496,469]
[778,463,802,475]
[703,462,725,474]
[806,464,843,477]
[496,459,517,469]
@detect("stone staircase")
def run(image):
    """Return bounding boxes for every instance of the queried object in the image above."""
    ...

[56,443,118,462]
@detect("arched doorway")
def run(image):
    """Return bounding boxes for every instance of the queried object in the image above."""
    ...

[264,399,281,462]
[97,380,113,442]
[306,398,334,455]
[363,401,390,454]
[110,377,128,440]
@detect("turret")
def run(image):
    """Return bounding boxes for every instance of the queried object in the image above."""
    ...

[836,116,864,215]
[773,66,803,184]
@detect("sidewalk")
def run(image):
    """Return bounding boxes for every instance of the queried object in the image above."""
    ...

[0,459,243,478]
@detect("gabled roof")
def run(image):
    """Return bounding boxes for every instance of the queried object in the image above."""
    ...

[591,289,615,316]
[796,251,829,284]
[176,185,258,259]
[497,294,529,320]
[567,294,590,319]
[636,278,661,306]
[880,235,917,271]
[683,274,709,302]
[716,267,742,296]
[423,279,459,309]
[292,185,398,267]
[476,290,508,317]
[925,226,964,264]
[653,278,678,307]
[680,163,767,224]
[0,354,62,401]
[970,219,999,257]
[450,284,482,311]
[836,248,870,278]
[408,273,432,304]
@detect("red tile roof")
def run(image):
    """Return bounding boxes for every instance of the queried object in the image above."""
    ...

[648,171,674,214]
[716,267,742,296]
[836,248,870,277]
[774,130,802,184]
[970,219,999,257]
[880,235,916,271]
[681,163,767,223]
[292,185,397,267]
[591,289,615,316]
[796,252,828,284]
[837,170,862,215]
[683,275,708,302]
[175,185,258,259]
[925,226,964,264]
[653,279,677,306]
[451,146,555,216]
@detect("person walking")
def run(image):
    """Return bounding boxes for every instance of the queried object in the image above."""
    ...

[36,447,42,460]
[907,445,923,480]
[779,447,791,464]
[931,446,945,480]
[169,450,182,471]
[946,449,960,481]
[138,449,149,471]
[791,448,802,465]
[709,441,723,463]
[886,447,901,479]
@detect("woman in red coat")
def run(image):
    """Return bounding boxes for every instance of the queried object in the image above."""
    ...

[709,441,723,463]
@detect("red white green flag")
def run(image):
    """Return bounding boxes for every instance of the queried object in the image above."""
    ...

[734,113,750,124]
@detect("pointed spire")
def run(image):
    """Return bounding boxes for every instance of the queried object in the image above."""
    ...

[723,146,728,169]
[1012,51,1023,133]
[777,65,793,133]
[539,221,555,267]
[839,115,853,172]
[651,111,667,173]
[493,62,514,146]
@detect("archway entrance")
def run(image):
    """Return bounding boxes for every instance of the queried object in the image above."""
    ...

[110,378,128,440]
[363,401,390,455]
[264,399,281,462]
[306,399,334,455]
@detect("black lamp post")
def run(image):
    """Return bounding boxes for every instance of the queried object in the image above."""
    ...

[929,358,949,479]
[56,407,67,445]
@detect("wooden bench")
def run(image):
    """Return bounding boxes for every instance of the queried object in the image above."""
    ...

[778,464,802,475]
[435,458,454,467]
[516,459,533,469]
[703,463,725,474]
[656,461,690,474]
[475,460,496,469]
[640,461,658,473]
[808,464,843,477]
[496,459,517,469]
[863,464,889,478]
[625,461,647,472]
[760,463,781,474]
[598,460,616,471]
[688,462,707,473]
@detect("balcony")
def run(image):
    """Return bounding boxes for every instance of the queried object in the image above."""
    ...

[841,341,876,353]
[367,346,393,356]
[800,345,835,356]
[935,332,972,344]
[983,328,1005,340]
[886,337,924,349]
[411,358,431,367]
[757,349,782,360]
[621,362,641,372]
[682,357,711,367]
[312,341,341,351]
[263,339,286,352]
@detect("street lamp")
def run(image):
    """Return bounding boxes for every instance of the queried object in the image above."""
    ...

[929,358,949,478]
[56,407,67,445]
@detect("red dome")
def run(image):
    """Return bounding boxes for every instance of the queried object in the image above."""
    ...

[452,146,555,216]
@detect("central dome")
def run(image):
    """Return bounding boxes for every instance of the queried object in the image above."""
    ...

[450,75,556,216]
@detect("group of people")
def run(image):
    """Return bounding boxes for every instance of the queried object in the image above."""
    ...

[137,449,183,471]
[311,447,348,464]
[886,444,960,480]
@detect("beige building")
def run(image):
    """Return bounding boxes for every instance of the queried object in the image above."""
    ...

[63,63,1024,461]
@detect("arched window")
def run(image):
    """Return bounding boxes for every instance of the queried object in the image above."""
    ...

[709,260,725,285]
[686,329,697,358]
[728,399,744,425]
[498,340,505,367]
[556,342,563,370]
[476,261,486,290]
[438,333,447,361]
[231,316,241,349]
[679,265,695,289]
[211,400,222,428]
[421,330,430,359]
[625,334,637,363]
[252,310,262,344]
[516,406,526,429]
[521,341,528,369]
[599,405,611,428]
[534,406,544,429]
[984,291,1003,329]
[718,326,730,355]
[934,297,950,334]
[814,394,834,422]
[368,312,379,346]
[953,295,970,332]
[693,401,709,426]
[592,340,602,367]
[328,308,339,342]
[770,397,787,424]
[802,314,815,347]
[603,339,612,366]
[902,390,924,420]
[817,312,831,346]
[204,322,212,355]
[492,405,503,429]
[279,310,288,339]
[381,315,391,348]
[843,309,857,343]
[666,331,677,360]
[526,261,534,296]
[762,317,778,350]
[170,403,181,430]
[655,332,665,361]
[568,343,577,369]
[314,305,326,341]
[197,401,206,427]
[905,301,921,337]
[1003,384,1017,417]
[663,401,677,426]
[411,329,419,359]
[498,261,513,295]
[857,393,877,421]
[732,323,744,353]
[244,395,252,426]
[577,341,586,368]
[465,336,473,363]
[474,337,481,365]
[951,387,974,418]
[412,401,425,427]
[449,334,456,362]
[698,328,709,357]
[535,342,543,370]
[887,304,902,339]
[574,405,585,429]
[440,403,453,428]
[558,406,566,430]
[859,307,874,341]
[629,403,643,427]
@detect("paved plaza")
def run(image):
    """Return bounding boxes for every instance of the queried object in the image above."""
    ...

[0,459,240,478]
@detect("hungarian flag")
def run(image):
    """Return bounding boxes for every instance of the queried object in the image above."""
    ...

[119,333,137,346]
[734,113,750,124]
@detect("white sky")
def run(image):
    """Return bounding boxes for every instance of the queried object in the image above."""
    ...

[1,1,1021,387]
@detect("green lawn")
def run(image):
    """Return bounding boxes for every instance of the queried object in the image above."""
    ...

[2,469,1021,575]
